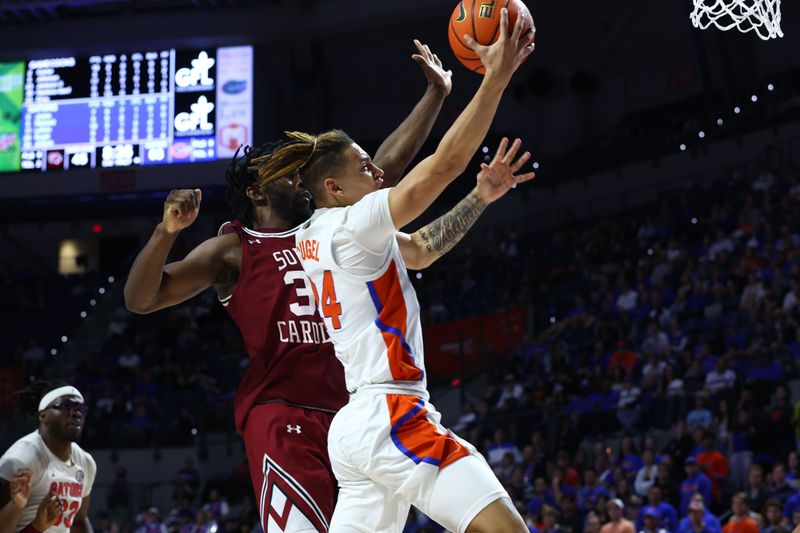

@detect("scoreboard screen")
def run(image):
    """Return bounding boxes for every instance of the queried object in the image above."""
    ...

[0,46,252,173]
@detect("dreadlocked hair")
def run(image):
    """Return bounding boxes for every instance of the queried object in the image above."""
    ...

[225,142,284,229]
[251,130,354,199]
[13,379,69,418]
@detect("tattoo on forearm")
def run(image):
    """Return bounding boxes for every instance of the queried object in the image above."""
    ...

[420,192,487,256]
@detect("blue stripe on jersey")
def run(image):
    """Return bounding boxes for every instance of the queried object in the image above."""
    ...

[365,281,424,381]
[389,398,441,466]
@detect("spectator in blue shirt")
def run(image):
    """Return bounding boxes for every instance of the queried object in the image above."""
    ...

[677,497,721,533]
[637,486,678,532]
[686,395,713,430]
[680,457,713,515]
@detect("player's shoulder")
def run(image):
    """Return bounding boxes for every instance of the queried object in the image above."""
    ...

[0,432,48,474]
[70,443,97,473]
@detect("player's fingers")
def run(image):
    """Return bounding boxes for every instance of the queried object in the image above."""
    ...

[491,137,510,163]
[514,172,536,184]
[432,53,442,67]
[518,42,535,62]
[511,11,526,43]
[462,34,484,52]
[510,151,532,172]
[413,39,425,55]
[501,138,523,164]
[194,188,202,207]
[423,43,432,58]
[498,8,509,40]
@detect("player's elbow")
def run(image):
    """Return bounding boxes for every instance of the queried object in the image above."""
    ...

[123,289,155,314]
[431,150,470,179]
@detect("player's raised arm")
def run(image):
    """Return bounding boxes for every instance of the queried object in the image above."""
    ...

[373,39,452,188]
[398,137,534,270]
[124,188,235,314]
[387,8,535,229]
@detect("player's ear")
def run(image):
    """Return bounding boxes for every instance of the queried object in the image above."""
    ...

[246,185,267,203]
[323,177,343,196]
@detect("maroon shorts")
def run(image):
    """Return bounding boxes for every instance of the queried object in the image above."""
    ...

[242,402,336,532]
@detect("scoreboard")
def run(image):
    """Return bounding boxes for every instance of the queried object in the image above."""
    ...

[0,45,252,173]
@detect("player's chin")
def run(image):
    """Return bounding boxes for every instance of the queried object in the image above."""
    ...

[373,177,384,189]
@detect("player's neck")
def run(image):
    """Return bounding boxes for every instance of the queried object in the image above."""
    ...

[252,209,291,231]
[39,427,71,461]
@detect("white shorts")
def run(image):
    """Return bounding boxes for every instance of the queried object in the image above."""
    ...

[327,392,508,533]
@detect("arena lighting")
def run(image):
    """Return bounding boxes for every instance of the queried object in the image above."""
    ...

[80,311,87,318]
[680,144,687,151]
[415,272,423,279]
[61,335,68,343]
[751,95,758,102]
[108,276,115,283]
[50,349,57,356]
[717,118,724,126]
[691,217,698,224]
[191,428,198,435]
[768,83,774,91]
[90,299,97,306]
[532,161,540,169]
[647,248,654,256]
[549,316,556,324]
[698,131,705,138]
[98,287,106,294]
[482,146,489,153]
[734,106,741,114]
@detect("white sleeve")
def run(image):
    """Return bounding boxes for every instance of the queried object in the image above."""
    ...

[0,441,45,482]
[82,453,97,496]
[331,189,396,275]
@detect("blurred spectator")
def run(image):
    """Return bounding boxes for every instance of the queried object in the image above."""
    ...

[634,451,658,497]
[686,395,713,431]
[487,427,523,467]
[106,466,132,514]
[694,431,729,504]
[768,463,795,503]
[721,493,758,533]
[600,499,635,533]
[763,499,789,533]
[639,507,669,533]
[175,457,201,503]
[134,507,167,533]
[677,497,721,533]
[680,457,712,515]
[202,488,230,523]
[746,465,770,516]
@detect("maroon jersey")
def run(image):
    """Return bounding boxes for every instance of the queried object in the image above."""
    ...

[220,221,348,434]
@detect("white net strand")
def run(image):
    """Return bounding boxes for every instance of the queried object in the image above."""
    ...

[690,0,783,40]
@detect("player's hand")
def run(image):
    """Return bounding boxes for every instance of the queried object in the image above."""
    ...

[464,8,535,81]
[32,492,61,530]
[9,469,33,509]
[475,137,535,204]
[412,39,452,96]
[162,188,202,234]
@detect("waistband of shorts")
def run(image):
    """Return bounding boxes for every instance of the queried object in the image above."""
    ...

[349,382,429,400]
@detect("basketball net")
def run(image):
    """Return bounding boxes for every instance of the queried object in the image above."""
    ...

[690,0,783,40]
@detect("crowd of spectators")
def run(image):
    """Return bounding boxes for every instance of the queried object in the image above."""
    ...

[4,140,800,533]
[406,156,800,533]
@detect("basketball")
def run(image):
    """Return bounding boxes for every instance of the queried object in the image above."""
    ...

[448,0,533,75]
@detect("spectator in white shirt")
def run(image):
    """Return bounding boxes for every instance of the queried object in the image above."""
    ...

[704,358,736,394]
[635,451,659,497]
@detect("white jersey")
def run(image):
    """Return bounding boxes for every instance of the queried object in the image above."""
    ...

[0,431,96,532]
[296,188,427,396]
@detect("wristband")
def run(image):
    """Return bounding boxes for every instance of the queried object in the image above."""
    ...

[21,525,42,533]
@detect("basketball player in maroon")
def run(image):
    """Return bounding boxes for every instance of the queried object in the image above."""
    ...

[124,42,452,532]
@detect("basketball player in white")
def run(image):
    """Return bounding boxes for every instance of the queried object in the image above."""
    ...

[0,381,96,533]
[253,9,535,532]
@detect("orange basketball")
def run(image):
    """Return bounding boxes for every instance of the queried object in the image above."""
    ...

[448,0,534,75]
